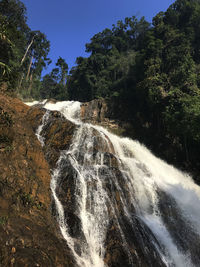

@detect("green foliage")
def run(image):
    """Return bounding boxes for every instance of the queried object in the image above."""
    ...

[56,56,68,85]
[67,16,150,101]
[0,0,51,97]
[40,57,68,100]
[67,0,200,171]
[0,0,28,89]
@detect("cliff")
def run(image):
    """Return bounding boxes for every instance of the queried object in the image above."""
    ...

[0,95,166,266]
[81,98,200,184]
[1,95,199,267]
[80,99,125,136]
[0,94,74,266]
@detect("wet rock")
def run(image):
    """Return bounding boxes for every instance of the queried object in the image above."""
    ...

[41,111,76,168]
[37,107,167,266]
[2,95,191,267]
[104,216,166,267]
[158,190,200,266]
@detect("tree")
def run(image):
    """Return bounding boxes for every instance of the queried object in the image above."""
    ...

[0,0,51,97]
[0,0,29,89]
[56,57,68,86]
[40,57,68,100]
[0,14,12,79]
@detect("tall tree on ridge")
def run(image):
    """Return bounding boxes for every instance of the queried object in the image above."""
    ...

[56,57,68,86]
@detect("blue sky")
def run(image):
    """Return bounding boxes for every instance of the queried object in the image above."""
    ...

[22,0,174,75]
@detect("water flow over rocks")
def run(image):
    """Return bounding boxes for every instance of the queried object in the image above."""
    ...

[31,100,200,267]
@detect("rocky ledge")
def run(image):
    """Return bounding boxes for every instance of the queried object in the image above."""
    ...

[80,99,124,135]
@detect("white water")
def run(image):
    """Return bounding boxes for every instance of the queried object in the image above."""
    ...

[35,111,49,146]
[25,99,47,106]
[32,100,200,267]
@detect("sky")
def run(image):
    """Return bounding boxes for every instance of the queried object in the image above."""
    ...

[22,0,174,75]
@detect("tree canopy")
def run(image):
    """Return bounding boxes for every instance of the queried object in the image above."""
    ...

[0,0,67,100]
[66,0,200,173]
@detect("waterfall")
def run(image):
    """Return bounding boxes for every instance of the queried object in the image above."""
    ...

[30,100,200,267]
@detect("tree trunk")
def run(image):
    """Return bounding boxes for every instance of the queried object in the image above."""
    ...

[21,36,35,66]
[17,73,24,91]
[28,73,33,95]
[26,56,33,82]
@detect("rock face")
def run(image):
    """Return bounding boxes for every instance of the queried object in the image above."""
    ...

[0,94,74,267]
[36,105,166,267]
[0,97,171,267]
[81,98,200,185]
[1,96,198,267]
[81,99,108,123]
[41,111,75,169]
[81,99,122,134]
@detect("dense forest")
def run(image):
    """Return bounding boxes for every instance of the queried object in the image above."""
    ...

[1,0,200,177]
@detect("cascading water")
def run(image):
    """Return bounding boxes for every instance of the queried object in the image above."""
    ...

[28,100,200,267]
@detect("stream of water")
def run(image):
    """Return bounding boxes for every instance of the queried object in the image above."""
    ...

[29,100,200,267]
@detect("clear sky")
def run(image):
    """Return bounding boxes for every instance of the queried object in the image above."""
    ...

[22,0,174,74]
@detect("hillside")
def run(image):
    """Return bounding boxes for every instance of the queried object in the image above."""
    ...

[0,94,74,266]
